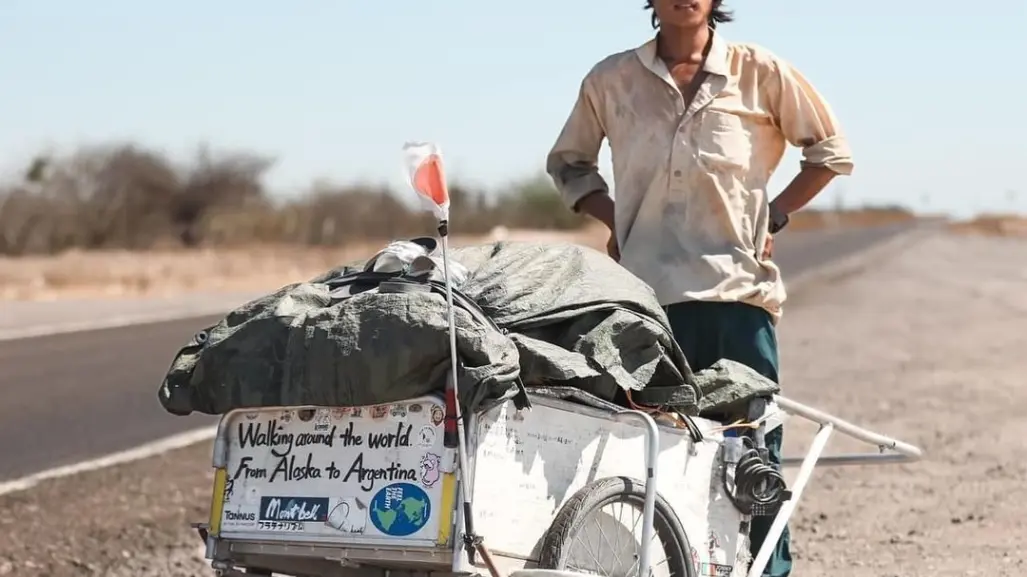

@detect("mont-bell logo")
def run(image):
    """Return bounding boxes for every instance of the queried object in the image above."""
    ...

[225,510,256,522]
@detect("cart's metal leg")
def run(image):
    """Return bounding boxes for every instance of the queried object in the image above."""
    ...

[746,422,834,577]
[614,410,660,577]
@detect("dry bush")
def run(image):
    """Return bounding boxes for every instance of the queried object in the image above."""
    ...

[0,140,917,258]
[0,144,274,253]
[0,142,589,256]
[0,141,926,300]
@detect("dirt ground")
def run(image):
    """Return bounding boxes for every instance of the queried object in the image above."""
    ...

[0,227,609,301]
[778,232,1027,576]
[1,230,1025,577]
[948,214,1027,238]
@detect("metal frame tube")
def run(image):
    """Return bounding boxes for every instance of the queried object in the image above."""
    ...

[613,410,660,577]
[774,395,923,466]
[747,423,834,577]
[782,453,913,467]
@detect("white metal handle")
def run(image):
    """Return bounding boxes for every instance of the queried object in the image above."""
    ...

[774,395,923,467]
[614,410,660,577]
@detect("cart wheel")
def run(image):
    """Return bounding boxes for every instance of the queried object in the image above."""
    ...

[538,476,695,577]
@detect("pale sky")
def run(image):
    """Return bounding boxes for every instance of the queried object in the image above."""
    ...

[1,0,1024,217]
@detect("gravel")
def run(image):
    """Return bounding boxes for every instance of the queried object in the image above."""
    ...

[780,233,1027,576]
[1,231,1024,577]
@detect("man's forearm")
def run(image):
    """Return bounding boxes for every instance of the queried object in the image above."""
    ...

[770,165,837,215]
[576,191,616,231]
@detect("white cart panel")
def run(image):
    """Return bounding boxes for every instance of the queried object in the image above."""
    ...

[468,396,749,577]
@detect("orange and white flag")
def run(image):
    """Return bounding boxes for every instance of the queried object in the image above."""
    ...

[402,142,450,222]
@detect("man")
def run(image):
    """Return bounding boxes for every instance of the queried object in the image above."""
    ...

[545,1,853,575]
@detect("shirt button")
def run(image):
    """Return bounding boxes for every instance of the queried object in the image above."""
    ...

[673,170,682,177]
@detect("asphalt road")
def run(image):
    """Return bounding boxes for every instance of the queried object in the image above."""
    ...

[0,222,921,482]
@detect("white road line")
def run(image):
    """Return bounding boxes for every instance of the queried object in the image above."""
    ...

[0,226,933,499]
[0,303,253,342]
[0,426,216,497]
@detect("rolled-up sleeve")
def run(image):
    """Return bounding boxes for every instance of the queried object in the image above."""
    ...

[766,59,854,176]
[546,75,610,211]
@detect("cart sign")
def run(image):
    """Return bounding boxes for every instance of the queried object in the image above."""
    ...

[216,399,450,546]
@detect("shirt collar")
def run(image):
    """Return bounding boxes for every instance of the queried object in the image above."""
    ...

[633,28,730,78]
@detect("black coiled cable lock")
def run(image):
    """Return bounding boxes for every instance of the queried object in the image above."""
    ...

[720,398,792,516]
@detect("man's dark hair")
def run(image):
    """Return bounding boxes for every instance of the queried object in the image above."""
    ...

[644,0,734,29]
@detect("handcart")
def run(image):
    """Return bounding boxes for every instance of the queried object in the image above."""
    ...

[190,143,924,577]
[194,382,922,577]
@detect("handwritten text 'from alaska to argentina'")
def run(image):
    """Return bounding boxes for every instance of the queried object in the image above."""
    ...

[232,420,419,491]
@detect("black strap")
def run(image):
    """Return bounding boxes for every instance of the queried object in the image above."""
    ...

[418,279,531,410]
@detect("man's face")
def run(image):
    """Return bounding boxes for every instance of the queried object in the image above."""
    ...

[652,0,711,29]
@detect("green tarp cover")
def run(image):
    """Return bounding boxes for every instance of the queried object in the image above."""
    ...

[158,239,778,418]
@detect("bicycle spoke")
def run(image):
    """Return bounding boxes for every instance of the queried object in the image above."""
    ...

[566,499,674,577]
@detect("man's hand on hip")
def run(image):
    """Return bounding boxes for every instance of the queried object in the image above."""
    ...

[606,232,620,262]
[576,191,620,262]
[762,234,774,260]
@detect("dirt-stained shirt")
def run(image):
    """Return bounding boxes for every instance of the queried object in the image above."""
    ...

[546,31,853,321]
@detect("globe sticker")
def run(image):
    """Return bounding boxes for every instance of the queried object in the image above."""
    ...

[369,482,431,537]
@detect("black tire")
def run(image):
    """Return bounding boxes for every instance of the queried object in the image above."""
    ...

[538,476,696,577]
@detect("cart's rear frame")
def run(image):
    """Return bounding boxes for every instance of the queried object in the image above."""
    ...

[197,387,922,577]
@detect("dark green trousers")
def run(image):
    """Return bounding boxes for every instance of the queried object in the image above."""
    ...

[665,301,792,577]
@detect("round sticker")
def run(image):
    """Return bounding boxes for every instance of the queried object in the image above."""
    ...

[369,483,432,537]
[417,426,437,448]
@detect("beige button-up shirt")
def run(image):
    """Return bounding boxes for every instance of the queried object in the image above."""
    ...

[547,31,853,321]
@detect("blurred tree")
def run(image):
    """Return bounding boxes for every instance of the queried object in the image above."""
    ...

[0,141,604,254]
[495,173,585,230]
